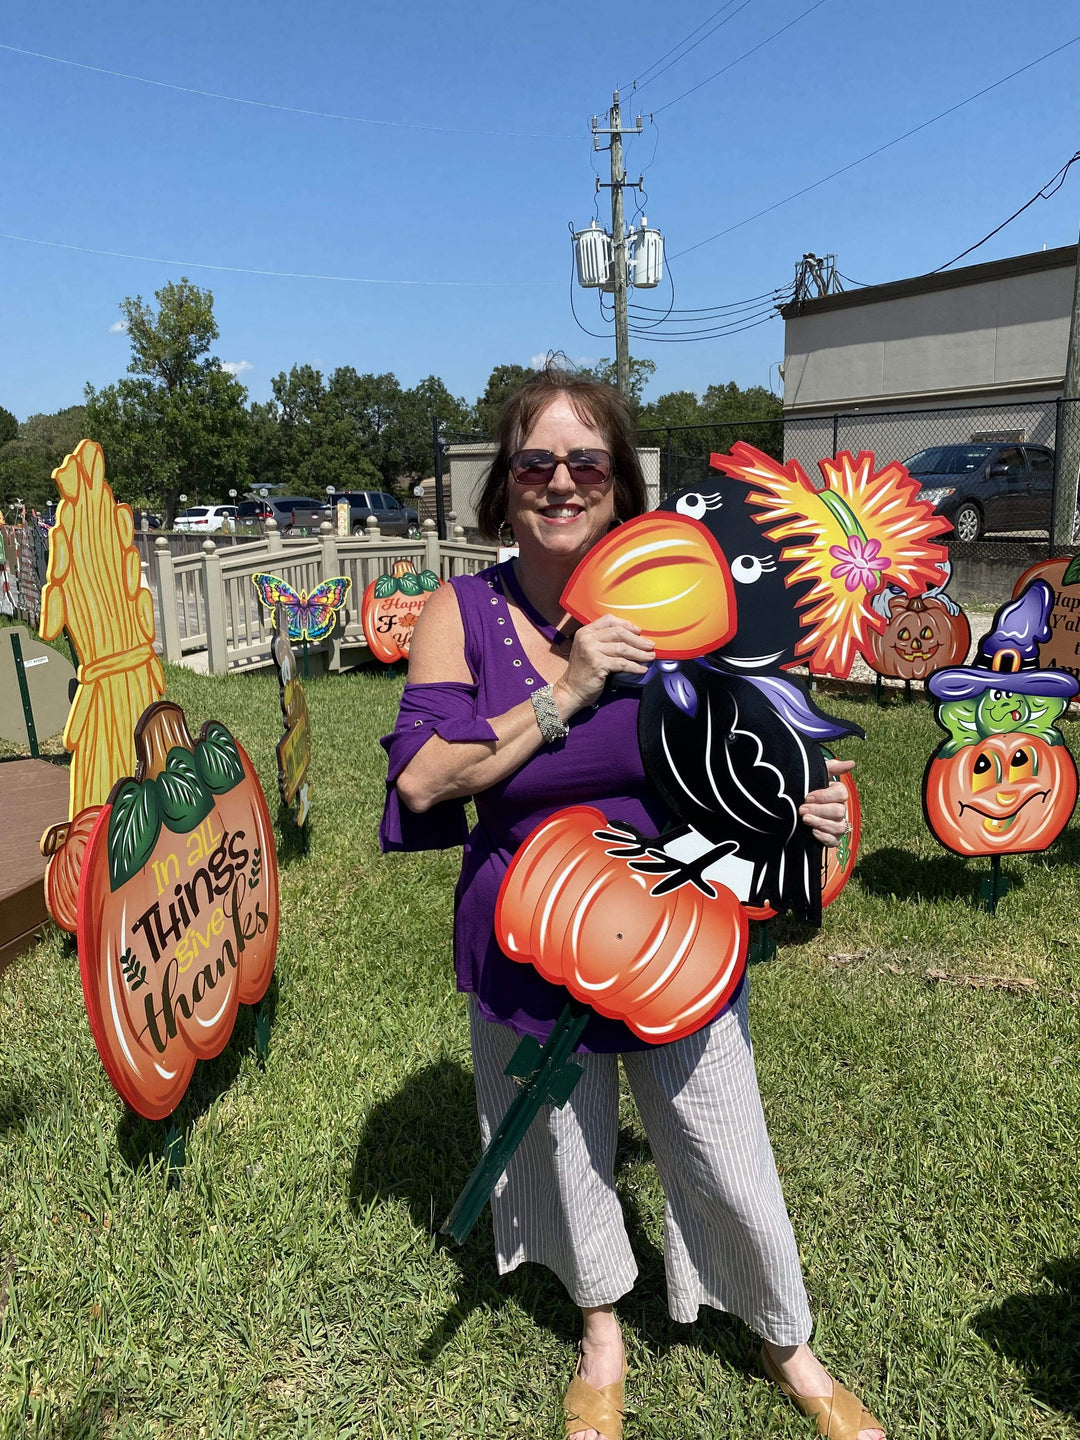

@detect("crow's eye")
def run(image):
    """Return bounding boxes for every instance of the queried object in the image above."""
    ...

[730,554,777,584]
[676,493,707,519]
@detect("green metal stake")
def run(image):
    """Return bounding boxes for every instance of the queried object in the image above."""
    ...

[302,633,309,680]
[873,673,884,708]
[748,920,776,965]
[254,1004,271,1067]
[980,855,1008,914]
[9,631,40,758]
[164,1123,185,1191]
[442,999,591,1244]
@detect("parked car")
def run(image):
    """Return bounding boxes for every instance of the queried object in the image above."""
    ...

[902,443,1055,542]
[236,499,274,523]
[173,504,239,533]
[132,510,162,530]
[263,496,329,534]
[327,489,416,536]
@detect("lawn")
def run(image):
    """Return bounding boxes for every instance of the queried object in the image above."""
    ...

[1,664,1079,1439]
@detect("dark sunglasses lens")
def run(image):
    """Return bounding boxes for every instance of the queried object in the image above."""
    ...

[567,451,611,484]
[511,450,556,481]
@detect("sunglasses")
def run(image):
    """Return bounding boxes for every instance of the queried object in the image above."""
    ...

[509,449,613,485]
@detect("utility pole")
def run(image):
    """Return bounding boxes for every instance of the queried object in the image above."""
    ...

[592,93,642,399]
[1053,229,1080,547]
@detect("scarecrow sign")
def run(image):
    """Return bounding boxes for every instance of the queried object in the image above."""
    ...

[923,580,1078,859]
[77,701,279,1120]
[270,612,312,827]
[361,558,443,663]
[38,441,166,932]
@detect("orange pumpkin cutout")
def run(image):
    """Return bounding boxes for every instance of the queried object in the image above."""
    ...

[77,701,279,1120]
[496,806,747,1044]
[561,514,736,659]
[923,733,1077,858]
[867,592,970,680]
[1011,556,1080,689]
[361,559,443,663]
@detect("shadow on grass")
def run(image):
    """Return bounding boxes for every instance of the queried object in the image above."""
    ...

[0,1085,41,1136]
[347,1058,756,1374]
[275,803,309,868]
[116,973,280,1171]
[855,845,1027,906]
[973,1257,1080,1419]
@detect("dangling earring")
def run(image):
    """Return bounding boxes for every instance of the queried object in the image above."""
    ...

[498,520,514,547]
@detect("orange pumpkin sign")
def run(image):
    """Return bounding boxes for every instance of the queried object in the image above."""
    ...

[1012,555,1080,689]
[361,559,443,663]
[495,806,747,1044]
[867,589,970,681]
[923,733,1077,858]
[77,701,279,1120]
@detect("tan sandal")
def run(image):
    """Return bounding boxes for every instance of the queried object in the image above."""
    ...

[563,1352,628,1440]
[761,1345,882,1439]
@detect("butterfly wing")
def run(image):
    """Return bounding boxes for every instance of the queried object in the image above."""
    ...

[293,576,352,641]
[252,573,305,637]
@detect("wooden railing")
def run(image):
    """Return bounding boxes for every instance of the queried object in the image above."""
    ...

[153,517,497,674]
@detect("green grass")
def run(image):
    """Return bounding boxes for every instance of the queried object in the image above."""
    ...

[1,670,1079,1438]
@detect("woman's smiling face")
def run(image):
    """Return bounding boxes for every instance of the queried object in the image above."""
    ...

[506,393,616,568]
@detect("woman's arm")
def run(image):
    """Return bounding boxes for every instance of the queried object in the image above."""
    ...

[395,583,654,814]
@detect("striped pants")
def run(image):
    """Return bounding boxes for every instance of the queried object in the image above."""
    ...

[469,985,813,1343]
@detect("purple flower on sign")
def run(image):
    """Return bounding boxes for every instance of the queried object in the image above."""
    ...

[829,535,890,593]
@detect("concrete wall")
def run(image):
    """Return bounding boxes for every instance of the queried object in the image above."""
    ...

[783,255,1073,414]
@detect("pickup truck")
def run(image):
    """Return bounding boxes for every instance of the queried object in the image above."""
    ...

[263,496,329,534]
[327,489,417,536]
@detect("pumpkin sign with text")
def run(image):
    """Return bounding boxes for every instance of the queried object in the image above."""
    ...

[77,701,279,1120]
[361,559,442,663]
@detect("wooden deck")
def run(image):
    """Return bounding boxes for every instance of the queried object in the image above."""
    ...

[0,759,70,977]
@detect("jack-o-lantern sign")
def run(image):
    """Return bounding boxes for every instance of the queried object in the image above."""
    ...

[496,805,747,1044]
[867,577,970,681]
[361,559,443,663]
[77,701,279,1120]
[924,733,1077,857]
[923,581,1079,858]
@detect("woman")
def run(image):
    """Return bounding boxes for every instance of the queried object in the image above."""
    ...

[380,368,882,1440]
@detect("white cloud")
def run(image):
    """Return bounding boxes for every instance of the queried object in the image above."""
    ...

[109,320,128,333]
[529,353,548,369]
[219,360,253,376]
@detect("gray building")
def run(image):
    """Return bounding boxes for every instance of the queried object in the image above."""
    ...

[780,244,1076,469]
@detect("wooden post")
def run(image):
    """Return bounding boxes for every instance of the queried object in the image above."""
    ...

[154,537,183,664]
[201,540,229,676]
[320,521,343,673]
[422,517,441,577]
[365,515,381,540]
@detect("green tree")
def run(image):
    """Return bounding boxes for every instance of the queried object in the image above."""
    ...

[639,380,783,461]
[84,279,251,525]
[582,357,657,410]
[0,406,17,447]
[471,364,536,437]
[390,375,471,480]
[0,404,89,514]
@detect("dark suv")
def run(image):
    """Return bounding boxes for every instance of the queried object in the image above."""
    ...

[328,490,416,536]
[902,443,1055,542]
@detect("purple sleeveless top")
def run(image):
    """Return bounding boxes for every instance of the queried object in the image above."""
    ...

[379,561,738,1052]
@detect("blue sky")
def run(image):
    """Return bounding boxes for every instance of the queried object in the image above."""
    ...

[3,0,1079,421]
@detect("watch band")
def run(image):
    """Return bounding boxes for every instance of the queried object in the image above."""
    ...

[531,682,569,743]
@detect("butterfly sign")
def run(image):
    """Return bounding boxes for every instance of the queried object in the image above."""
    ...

[361,559,443,664]
[251,573,351,644]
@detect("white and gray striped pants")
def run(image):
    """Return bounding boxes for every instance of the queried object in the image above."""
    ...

[469,984,813,1343]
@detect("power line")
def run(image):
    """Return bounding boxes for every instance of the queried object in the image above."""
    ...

[629,310,781,342]
[625,0,757,97]
[651,0,828,115]
[0,40,578,140]
[629,284,794,315]
[622,1,741,91]
[671,31,1080,259]
[0,230,559,287]
[931,149,1080,272]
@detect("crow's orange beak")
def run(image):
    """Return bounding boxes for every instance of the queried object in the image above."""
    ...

[560,513,735,659]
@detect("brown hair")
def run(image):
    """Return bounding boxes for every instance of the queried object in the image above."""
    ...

[474,366,647,541]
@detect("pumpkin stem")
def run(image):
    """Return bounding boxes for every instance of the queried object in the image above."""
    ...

[908,595,927,613]
[391,559,417,579]
[133,701,196,780]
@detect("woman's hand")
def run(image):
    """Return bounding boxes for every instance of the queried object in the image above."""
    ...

[553,615,655,718]
[799,757,854,847]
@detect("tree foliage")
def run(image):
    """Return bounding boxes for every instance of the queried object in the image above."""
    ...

[0,405,89,514]
[84,279,251,524]
[639,380,783,461]
[0,406,17,447]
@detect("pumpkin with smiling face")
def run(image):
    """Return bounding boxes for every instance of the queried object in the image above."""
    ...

[923,731,1078,857]
[867,592,970,680]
